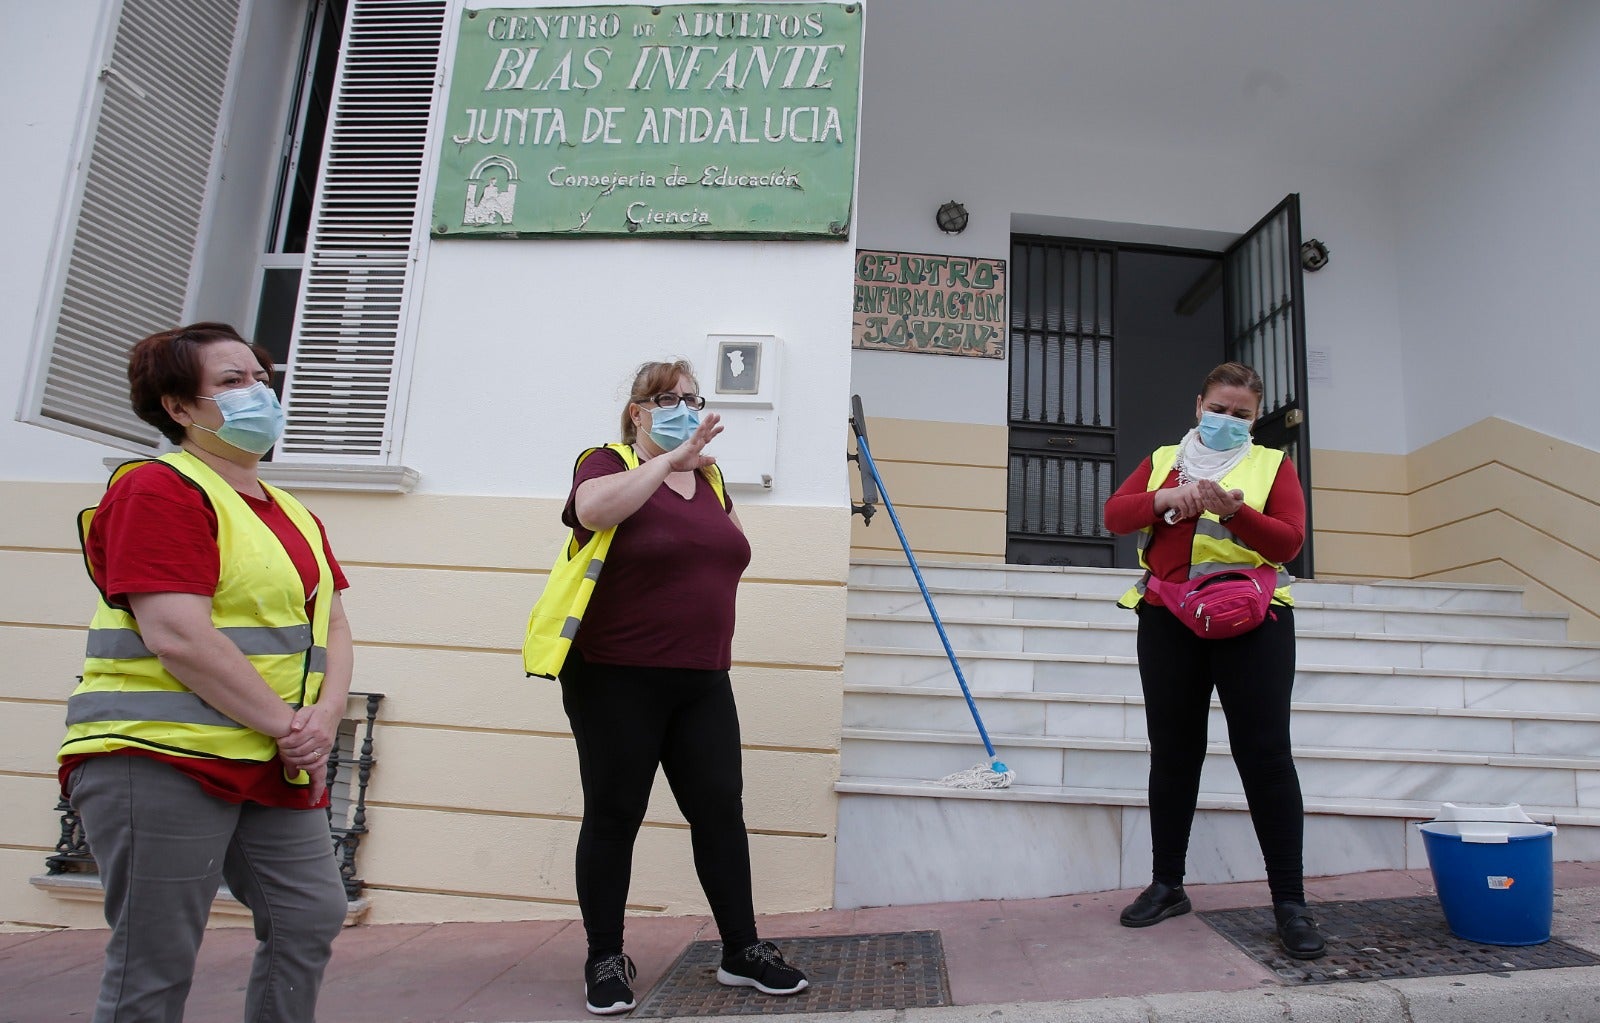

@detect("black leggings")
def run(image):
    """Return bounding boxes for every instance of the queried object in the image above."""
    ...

[559,651,758,957]
[1136,602,1306,905]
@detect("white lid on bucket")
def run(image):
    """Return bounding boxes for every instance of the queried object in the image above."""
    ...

[1421,804,1555,844]
[1430,802,1536,824]
[1418,820,1555,843]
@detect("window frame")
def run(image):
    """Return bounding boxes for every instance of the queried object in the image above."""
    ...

[22,0,443,491]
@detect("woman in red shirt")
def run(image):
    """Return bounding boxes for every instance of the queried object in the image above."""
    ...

[1103,362,1324,960]
[61,323,352,1021]
[557,360,807,1014]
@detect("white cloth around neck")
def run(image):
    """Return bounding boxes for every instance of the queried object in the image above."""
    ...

[1173,428,1252,485]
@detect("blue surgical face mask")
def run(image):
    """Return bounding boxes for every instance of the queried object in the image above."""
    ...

[1197,410,1252,451]
[196,381,286,455]
[646,401,700,452]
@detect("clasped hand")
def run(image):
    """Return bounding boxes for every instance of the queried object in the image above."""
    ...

[278,703,338,801]
[1159,479,1245,522]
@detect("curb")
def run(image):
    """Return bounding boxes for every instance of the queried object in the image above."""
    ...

[500,964,1600,1023]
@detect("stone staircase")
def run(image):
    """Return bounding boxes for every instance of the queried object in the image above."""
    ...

[835,558,1600,909]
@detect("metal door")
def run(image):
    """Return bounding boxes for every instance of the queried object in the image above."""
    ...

[1223,194,1313,577]
[1005,238,1117,566]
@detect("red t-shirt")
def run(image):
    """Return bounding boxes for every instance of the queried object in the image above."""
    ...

[1104,452,1305,606]
[62,461,349,808]
[561,448,750,670]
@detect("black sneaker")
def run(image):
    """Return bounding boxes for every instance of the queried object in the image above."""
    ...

[716,940,809,995]
[584,952,637,1015]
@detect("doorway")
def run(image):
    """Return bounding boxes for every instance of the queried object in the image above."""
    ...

[1005,195,1313,576]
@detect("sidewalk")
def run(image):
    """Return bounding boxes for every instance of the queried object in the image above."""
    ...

[5,863,1600,1023]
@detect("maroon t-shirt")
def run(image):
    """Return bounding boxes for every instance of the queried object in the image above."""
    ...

[562,448,750,670]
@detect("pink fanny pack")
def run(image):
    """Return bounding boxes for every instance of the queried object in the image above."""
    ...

[1144,566,1281,639]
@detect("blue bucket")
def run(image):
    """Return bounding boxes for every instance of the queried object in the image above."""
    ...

[1418,820,1556,946]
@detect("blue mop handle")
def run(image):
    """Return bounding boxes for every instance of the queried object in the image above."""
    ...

[855,433,1007,772]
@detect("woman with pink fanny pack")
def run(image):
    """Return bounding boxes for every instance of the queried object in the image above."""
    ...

[1103,361,1324,960]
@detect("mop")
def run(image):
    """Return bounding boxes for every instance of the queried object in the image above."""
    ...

[850,412,1014,790]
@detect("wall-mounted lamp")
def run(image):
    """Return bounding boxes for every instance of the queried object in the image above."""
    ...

[1300,239,1330,272]
[935,200,969,235]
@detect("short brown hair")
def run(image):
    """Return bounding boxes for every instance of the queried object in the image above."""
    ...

[127,322,274,444]
[620,359,697,443]
[1200,361,1263,402]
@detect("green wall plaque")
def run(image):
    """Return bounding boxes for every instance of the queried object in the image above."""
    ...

[432,4,862,239]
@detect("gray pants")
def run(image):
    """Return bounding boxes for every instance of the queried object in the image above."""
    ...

[68,755,348,1022]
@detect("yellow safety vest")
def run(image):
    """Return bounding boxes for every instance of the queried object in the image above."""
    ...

[1117,443,1295,609]
[60,451,333,779]
[522,443,726,679]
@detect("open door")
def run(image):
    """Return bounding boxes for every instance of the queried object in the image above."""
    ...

[1223,194,1313,578]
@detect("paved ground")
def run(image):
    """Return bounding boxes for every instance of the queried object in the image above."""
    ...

[5,863,1600,1022]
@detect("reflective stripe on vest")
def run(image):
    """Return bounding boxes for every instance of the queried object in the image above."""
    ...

[556,554,606,640]
[85,624,317,659]
[1119,443,1294,608]
[65,690,243,729]
[61,451,334,764]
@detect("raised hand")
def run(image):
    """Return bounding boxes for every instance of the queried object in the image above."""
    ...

[665,411,724,472]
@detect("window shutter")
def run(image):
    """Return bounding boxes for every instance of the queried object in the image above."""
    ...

[278,0,446,461]
[29,0,243,449]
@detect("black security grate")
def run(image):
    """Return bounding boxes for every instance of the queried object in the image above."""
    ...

[632,930,949,1018]
[1199,895,1600,985]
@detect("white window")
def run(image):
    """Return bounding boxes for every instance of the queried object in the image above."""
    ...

[21,0,445,486]
[277,0,446,466]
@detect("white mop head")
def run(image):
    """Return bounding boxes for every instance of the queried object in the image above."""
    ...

[934,762,1016,789]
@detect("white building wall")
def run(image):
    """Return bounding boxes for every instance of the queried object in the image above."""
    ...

[1394,0,1600,452]
[850,64,1410,456]
[852,140,1410,456]
[402,237,852,503]
[0,1,854,506]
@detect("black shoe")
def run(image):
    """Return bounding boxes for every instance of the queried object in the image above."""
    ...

[1120,882,1192,927]
[584,952,638,1015]
[717,940,809,995]
[1274,902,1327,960]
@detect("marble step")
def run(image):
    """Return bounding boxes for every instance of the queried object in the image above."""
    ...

[844,643,1593,723]
[845,647,1600,712]
[848,558,1532,612]
[847,612,1600,675]
[847,583,1570,641]
[842,685,1600,759]
[831,778,1600,908]
[840,728,1600,810]
[836,776,1600,828]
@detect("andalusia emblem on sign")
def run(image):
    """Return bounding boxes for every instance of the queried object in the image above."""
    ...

[433,4,863,239]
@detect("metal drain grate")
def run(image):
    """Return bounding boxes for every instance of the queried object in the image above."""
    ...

[631,930,949,1017]
[1199,895,1600,985]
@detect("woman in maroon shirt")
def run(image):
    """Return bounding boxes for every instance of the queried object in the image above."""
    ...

[558,360,807,1014]
[1103,362,1324,960]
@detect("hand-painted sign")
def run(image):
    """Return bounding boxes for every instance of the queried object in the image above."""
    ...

[433,4,862,239]
[852,250,1008,358]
